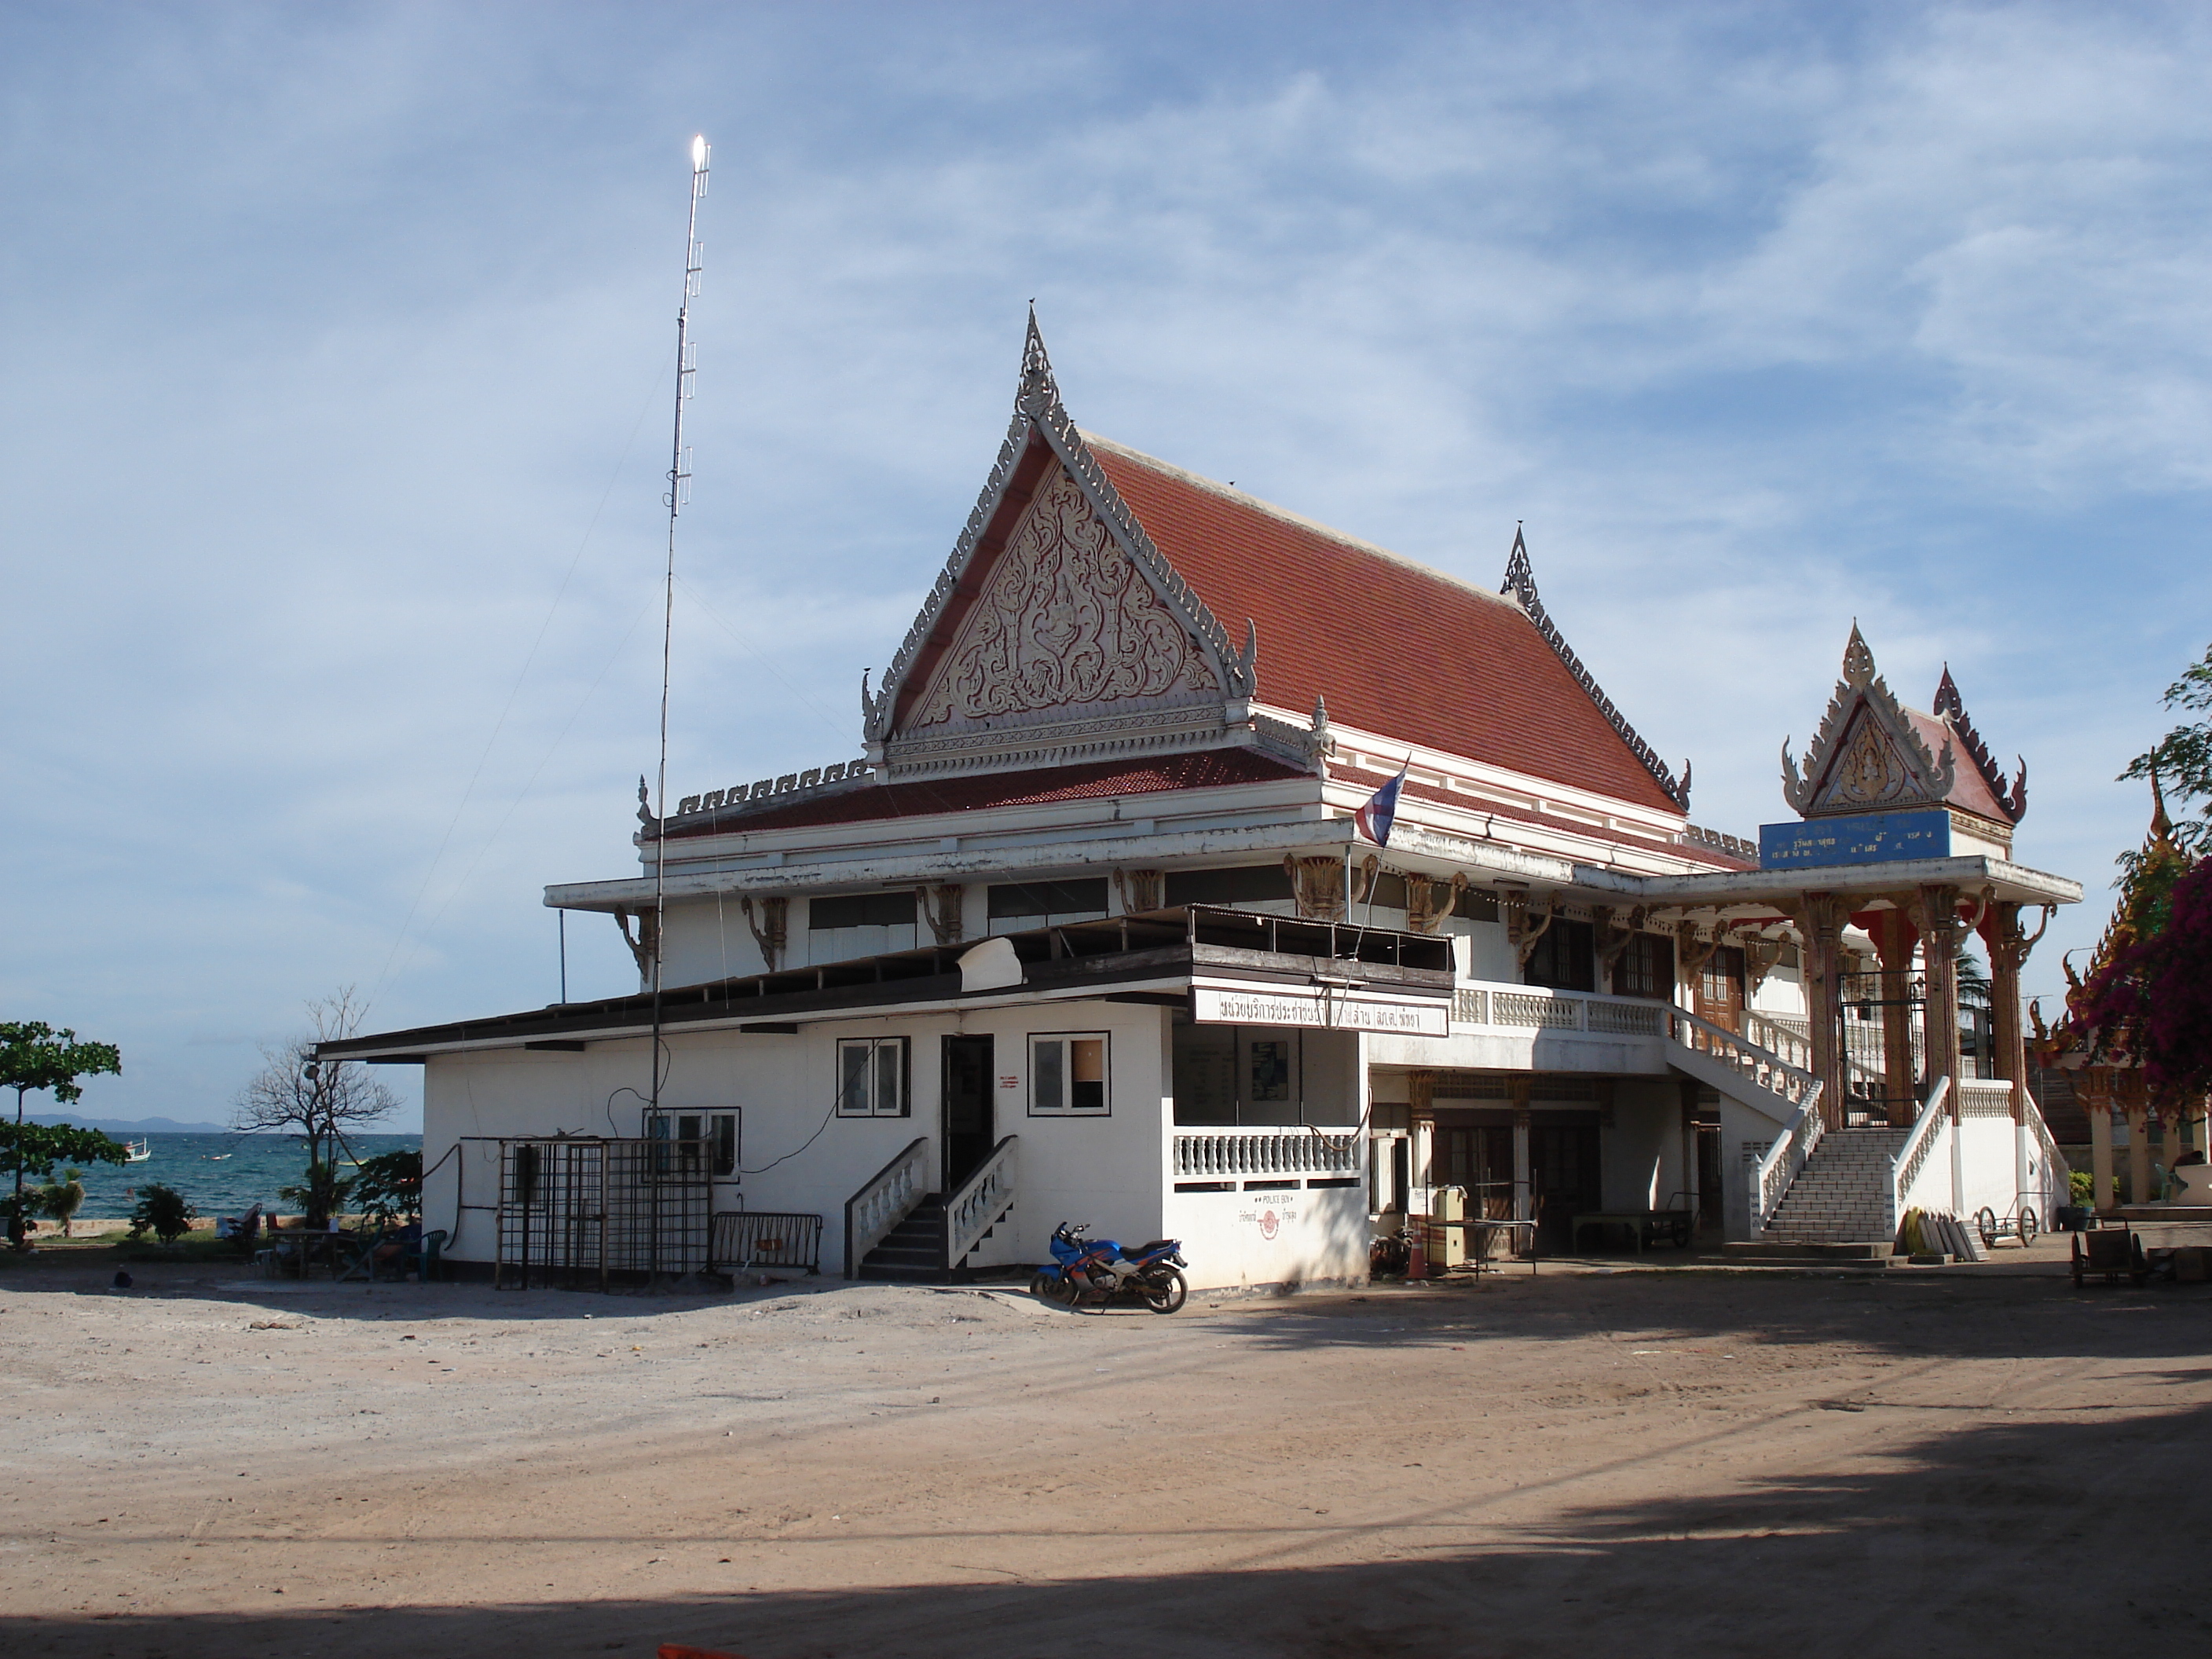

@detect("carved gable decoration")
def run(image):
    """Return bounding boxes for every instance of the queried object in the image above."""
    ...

[904,466,1220,731]
[1812,707,1924,814]
[1781,625,1957,820]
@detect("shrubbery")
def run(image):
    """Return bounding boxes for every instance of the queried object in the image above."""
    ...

[127,1183,196,1244]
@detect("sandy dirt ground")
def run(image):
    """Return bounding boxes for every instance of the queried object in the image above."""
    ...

[2,1242,2209,1658]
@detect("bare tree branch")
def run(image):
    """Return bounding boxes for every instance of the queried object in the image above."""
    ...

[233,987,397,1148]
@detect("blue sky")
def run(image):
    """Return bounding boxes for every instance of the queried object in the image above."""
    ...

[5,2,2207,1133]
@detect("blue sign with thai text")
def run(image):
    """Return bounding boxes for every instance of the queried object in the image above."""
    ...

[1759,809,1951,870]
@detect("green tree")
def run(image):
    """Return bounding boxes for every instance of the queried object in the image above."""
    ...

[38,1168,86,1239]
[350,1148,422,1229]
[2121,640,2212,863]
[2,1023,123,1249]
[127,1183,196,1245]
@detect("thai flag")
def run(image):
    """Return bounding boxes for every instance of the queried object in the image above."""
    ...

[1353,759,1409,846]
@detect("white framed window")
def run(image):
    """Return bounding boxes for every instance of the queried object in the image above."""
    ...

[1030,1032,1109,1116]
[837,1037,908,1117]
[645,1111,738,1177]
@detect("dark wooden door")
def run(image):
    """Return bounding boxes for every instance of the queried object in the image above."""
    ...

[1696,1124,1723,1232]
[942,1035,994,1192]
[1530,1123,1602,1250]
[1697,945,1747,1034]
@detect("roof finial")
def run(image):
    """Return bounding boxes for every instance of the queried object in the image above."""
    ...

[1933,662,1963,717]
[1842,621,1876,689]
[1500,522,1535,602]
[2151,765,2174,840]
[1018,301,1059,414]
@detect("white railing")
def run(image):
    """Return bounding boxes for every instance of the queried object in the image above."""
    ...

[843,1137,928,1280]
[1759,1011,1920,1076]
[1957,1079,2015,1118]
[2027,1093,2071,1214]
[1748,1088,1828,1232]
[1453,980,1667,1037]
[1666,1007,1823,1110]
[945,1135,1017,1269]
[1174,1126,1361,1181]
[1891,1078,1953,1221]
[1743,1010,1813,1071]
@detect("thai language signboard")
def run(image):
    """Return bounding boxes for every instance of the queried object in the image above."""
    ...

[1191,979,1451,1037]
[1760,808,1952,870]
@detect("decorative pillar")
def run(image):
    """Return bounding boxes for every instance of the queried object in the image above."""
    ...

[2090,1102,2116,1214]
[1679,1078,1701,1231]
[1510,1078,1533,1240]
[1407,1070,1435,1280]
[2126,1105,2151,1210]
[1914,884,1965,1104]
[1800,892,1848,1132]
[1874,906,1919,1127]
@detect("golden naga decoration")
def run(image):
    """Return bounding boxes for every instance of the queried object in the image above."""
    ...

[740,895,788,972]
[1283,854,1348,922]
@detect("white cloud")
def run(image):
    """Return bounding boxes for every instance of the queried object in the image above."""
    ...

[3,2,2208,1122]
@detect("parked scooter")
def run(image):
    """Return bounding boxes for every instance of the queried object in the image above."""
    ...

[1031,1221,1188,1313]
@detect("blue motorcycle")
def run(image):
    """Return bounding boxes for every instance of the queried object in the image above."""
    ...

[1031,1221,1189,1313]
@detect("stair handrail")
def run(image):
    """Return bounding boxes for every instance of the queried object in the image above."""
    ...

[844,1137,929,1280]
[1747,1080,1827,1232]
[944,1133,1019,1271]
[2026,1090,2070,1211]
[1890,1076,1952,1220]
[1667,1007,1821,1109]
[1742,1010,1812,1072]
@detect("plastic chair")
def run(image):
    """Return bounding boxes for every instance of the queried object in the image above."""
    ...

[401,1228,449,1282]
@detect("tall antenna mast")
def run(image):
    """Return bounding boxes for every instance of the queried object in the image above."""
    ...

[650,134,709,1119]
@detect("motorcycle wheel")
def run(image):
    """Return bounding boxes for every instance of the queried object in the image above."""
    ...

[1027,1272,1051,1298]
[1141,1269,1188,1315]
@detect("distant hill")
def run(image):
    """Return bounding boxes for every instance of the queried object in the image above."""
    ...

[24,1114,242,1136]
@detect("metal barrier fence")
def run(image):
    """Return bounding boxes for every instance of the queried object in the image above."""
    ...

[710,1210,823,1276]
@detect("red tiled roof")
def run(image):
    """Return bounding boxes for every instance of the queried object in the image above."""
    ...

[661,748,1309,840]
[1904,709,2010,825]
[1330,763,1752,870]
[1085,439,1683,814]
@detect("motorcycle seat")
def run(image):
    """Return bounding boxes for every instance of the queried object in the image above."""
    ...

[1126,1240,1176,1257]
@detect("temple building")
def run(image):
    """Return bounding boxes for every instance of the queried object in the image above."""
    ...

[323,320,2082,1290]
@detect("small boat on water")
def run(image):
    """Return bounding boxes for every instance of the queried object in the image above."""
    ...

[123,1139,152,1163]
[208,1153,233,1161]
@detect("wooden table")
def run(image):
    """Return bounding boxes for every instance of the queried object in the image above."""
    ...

[1569,1210,1694,1255]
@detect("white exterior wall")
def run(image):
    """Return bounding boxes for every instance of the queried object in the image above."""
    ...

[1163,1183,1368,1293]
[421,998,1173,1279]
[1601,1080,1687,1212]
[656,897,773,987]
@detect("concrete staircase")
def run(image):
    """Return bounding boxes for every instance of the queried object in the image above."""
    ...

[855,1194,946,1282]
[1760,1126,1908,1245]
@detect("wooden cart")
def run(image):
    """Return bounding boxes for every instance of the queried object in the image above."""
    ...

[2071,1224,2146,1287]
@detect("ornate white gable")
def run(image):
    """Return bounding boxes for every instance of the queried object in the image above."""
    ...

[1781,625,1956,819]
[904,465,1221,731]
[861,312,1308,782]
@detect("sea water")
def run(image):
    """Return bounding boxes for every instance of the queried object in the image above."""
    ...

[55,1133,424,1223]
